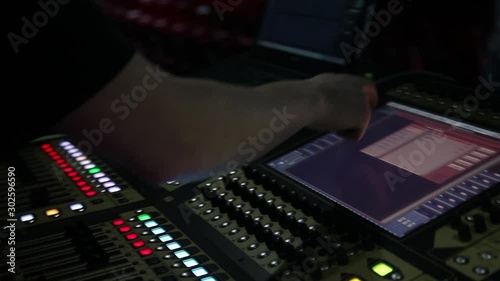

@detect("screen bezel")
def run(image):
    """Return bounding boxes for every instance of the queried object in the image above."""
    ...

[254,101,500,239]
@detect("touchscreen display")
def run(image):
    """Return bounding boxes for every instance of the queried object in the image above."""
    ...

[267,102,500,237]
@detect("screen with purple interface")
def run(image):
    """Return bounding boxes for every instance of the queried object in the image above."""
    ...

[267,102,500,237]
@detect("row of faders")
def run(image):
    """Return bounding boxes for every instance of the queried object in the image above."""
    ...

[0,139,144,229]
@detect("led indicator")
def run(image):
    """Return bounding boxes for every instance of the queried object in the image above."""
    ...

[144,220,158,228]
[348,278,363,281]
[174,250,190,259]
[107,187,121,193]
[68,148,78,153]
[20,214,35,223]
[59,163,69,168]
[85,190,97,197]
[113,219,125,226]
[41,144,51,149]
[63,167,73,173]
[103,182,115,188]
[56,159,65,164]
[52,155,61,160]
[98,177,110,183]
[71,152,83,157]
[139,248,153,256]
[93,172,105,178]
[191,267,208,277]
[71,176,82,182]
[79,159,90,164]
[84,164,96,169]
[372,262,394,277]
[133,240,145,248]
[80,185,92,191]
[166,242,181,250]
[69,203,84,211]
[182,258,199,267]
[126,233,138,240]
[119,226,131,233]
[76,181,87,186]
[158,234,173,242]
[68,172,78,177]
[60,141,71,146]
[138,214,152,221]
[48,151,57,156]
[88,168,101,174]
[200,277,218,281]
[151,227,165,235]
[45,208,60,217]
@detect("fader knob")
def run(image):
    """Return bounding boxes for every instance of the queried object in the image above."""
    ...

[235,208,245,227]
[271,184,286,196]
[473,214,487,233]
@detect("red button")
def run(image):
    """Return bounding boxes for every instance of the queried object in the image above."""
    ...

[41,144,51,149]
[119,226,131,233]
[113,219,125,226]
[52,155,61,160]
[56,159,65,164]
[44,147,54,152]
[64,167,73,173]
[126,233,138,240]
[59,163,69,168]
[133,240,145,248]
[72,176,82,181]
[80,185,92,191]
[85,190,97,197]
[77,181,87,186]
[48,151,57,156]
[68,172,78,177]
[139,248,153,256]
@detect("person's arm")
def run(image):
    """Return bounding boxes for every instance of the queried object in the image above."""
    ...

[55,53,377,183]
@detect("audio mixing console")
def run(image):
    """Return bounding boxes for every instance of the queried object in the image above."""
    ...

[1,79,500,281]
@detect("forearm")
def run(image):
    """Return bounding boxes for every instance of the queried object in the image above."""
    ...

[56,53,316,182]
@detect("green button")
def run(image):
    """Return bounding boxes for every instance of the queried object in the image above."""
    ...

[371,262,393,277]
[138,214,151,221]
[88,168,101,174]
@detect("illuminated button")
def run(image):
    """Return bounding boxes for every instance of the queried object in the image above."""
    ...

[103,182,115,188]
[85,190,97,197]
[119,226,131,233]
[84,164,96,169]
[174,250,190,259]
[93,172,105,178]
[139,248,153,256]
[41,144,51,149]
[133,240,145,248]
[182,258,199,267]
[63,167,73,173]
[68,148,78,153]
[45,208,60,217]
[113,219,125,226]
[348,278,363,281]
[72,176,82,181]
[60,141,71,146]
[138,214,152,221]
[191,267,208,277]
[56,159,65,164]
[372,262,394,277]
[80,185,92,191]
[68,172,78,177]
[71,152,83,157]
[48,151,57,156]
[59,163,69,168]
[166,242,182,250]
[108,187,121,193]
[69,203,84,211]
[88,168,101,174]
[20,214,35,223]
[200,277,218,281]
[52,155,61,160]
[98,177,110,183]
[151,227,166,235]
[144,220,158,228]
[158,234,173,242]
[76,181,87,186]
[473,266,489,275]
[79,159,90,164]
[126,233,138,240]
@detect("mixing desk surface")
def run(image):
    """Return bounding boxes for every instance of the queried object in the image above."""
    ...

[1,76,500,281]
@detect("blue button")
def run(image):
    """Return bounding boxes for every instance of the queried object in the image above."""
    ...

[200,277,218,281]
[158,234,173,242]
[144,220,158,228]
[174,250,190,259]
[151,227,166,235]
[191,266,208,277]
